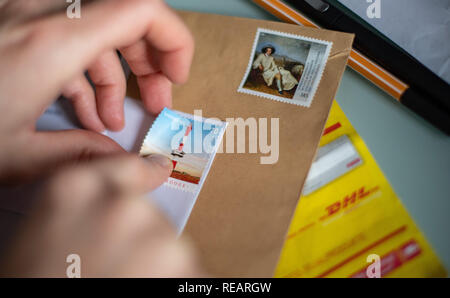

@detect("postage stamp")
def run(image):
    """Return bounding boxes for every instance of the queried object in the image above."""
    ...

[238,28,332,107]
[140,108,227,193]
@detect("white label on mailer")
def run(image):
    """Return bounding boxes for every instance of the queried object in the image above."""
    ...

[303,135,362,195]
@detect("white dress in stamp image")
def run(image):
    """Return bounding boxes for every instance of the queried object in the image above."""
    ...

[252,53,298,91]
[239,28,333,107]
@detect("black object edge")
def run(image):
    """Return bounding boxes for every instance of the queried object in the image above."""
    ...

[284,0,450,134]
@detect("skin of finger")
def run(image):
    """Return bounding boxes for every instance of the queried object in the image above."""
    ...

[86,154,173,197]
[0,216,75,277]
[40,153,172,203]
[84,194,177,277]
[0,0,195,277]
[24,198,201,277]
[120,42,173,115]
[0,186,128,277]
[98,193,177,244]
[20,0,195,110]
[39,154,172,213]
[0,158,192,277]
[0,0,194,150]
[88,50,126,131]
[0,129,124,183]
[137,72,172,115]
[0,170,104,277]
[100,196,206,277]
[0,0,68,25]
[117,3,194,115]
[119,40,158,77]
[140,0,194,84]
[116,0,194,84]
[0,154,173,276]
[31,192,175,277]
[113,235,205,277]
[48,172,180,277]
[66,154,176,276]
[62,74,106,132]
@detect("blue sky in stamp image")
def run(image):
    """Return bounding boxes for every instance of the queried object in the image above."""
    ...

[141,109,219,181]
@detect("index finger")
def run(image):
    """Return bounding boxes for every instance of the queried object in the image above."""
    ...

[17,0,194,110]
[119,0,194,84]
[68,0,194,84]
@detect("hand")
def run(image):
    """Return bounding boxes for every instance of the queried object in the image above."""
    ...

[0,0,194,182]
[0,154,205,277]
[259,65,264,71]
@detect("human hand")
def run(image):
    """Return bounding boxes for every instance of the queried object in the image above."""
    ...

[259,65,264,71]
[0,0,194,182]
[0,154,204,277]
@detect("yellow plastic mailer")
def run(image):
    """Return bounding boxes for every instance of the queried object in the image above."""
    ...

[276,101,446,278]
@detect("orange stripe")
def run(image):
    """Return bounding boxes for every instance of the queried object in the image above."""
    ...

[254,0,317,27]
[349,51,408,99]
[349,58,403,99]
[287,222,315,239]
[315,225,407,278]
[351,50,407,91]
[252,0,409,100]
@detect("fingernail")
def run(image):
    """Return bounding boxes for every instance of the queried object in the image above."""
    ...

[145,154,173,170]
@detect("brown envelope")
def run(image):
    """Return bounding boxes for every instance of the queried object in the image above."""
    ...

[128,11,354,277]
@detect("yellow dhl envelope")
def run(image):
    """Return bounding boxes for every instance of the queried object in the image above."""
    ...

[275,101,446,278]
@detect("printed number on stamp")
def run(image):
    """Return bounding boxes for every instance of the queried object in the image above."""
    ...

[238,28,332,107]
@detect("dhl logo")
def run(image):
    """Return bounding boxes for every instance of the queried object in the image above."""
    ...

[320,186,380,221]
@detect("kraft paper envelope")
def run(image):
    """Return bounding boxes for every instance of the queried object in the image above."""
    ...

[128,11,354,277]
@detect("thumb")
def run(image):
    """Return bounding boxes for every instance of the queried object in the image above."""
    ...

[75,153,174,197]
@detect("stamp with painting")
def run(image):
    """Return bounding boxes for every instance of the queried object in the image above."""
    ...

[238,28,332,107]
